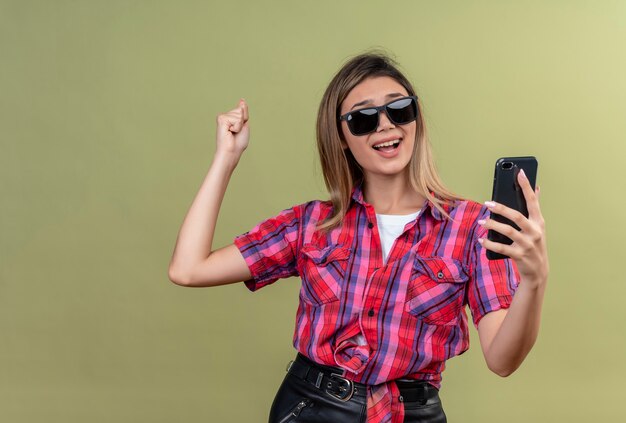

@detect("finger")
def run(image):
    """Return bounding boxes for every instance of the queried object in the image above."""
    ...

[217,113,243,133]
[216,114,235,136]
[518,169,541,220]
[229,119,244,133]
[478,218,528,247]
[484,201,533,233]
[478,237,520,259]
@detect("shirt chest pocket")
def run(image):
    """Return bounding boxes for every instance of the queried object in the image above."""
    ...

[404,257,469,326]
[298,243,351,306]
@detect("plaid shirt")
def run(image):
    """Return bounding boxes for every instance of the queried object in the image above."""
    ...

[234,184,519,423]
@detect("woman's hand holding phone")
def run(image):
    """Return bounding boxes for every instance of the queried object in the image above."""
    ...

[478,170,549,288]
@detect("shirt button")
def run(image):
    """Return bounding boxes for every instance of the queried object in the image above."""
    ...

[437,271,444,279]
[368,222,374,229]
[368,309,375,317]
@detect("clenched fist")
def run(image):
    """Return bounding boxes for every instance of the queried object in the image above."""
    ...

[215,99,249,157]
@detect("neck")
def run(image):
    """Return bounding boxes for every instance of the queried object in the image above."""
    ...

[362,173,426,215]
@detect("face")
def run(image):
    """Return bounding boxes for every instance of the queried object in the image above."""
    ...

[339,76,417,181]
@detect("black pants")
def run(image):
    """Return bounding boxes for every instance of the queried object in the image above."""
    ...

[269,354,446,423]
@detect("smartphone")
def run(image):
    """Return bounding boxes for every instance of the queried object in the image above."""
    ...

[487,156,538,260]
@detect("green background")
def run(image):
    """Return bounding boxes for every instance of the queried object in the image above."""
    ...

[2,0,625,421]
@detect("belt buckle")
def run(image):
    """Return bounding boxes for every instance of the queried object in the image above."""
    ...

[325,373,354,402]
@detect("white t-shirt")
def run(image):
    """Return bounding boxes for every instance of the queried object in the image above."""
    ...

[375,210,421,264]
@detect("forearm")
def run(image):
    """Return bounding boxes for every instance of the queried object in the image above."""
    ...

[483,277,547,376]
[168,152,240,281]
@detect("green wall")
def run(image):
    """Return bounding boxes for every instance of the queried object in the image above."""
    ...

[2,1,625,421]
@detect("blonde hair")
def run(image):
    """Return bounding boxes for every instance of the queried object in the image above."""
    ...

[315,51,462,231]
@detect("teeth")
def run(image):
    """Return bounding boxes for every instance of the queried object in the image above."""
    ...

[373,139,400,148]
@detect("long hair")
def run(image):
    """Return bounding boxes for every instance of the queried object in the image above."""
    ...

[315,51,462,231]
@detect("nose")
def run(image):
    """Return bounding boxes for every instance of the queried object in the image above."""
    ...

[377,109,395,132]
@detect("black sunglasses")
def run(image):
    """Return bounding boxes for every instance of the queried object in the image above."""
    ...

[338,95,419,136]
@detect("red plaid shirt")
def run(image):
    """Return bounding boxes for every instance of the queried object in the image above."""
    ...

[234,184,520,422]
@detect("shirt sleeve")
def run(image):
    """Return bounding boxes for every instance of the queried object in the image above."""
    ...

[467,207,521,328]
[233,204,301,292]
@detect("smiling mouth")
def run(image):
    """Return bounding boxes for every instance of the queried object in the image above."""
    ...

[372,139,401,152]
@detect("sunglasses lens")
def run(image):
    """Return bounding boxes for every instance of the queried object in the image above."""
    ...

[347,108,379,135]
[386,97,418,125]
[343,97,418,136]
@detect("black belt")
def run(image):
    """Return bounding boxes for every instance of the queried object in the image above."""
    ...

[287,353,439,405]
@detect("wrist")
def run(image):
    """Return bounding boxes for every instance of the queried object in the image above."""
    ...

[212,150,241,172]
[519,273,548,291]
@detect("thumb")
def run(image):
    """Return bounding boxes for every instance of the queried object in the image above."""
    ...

[239,98,249,122]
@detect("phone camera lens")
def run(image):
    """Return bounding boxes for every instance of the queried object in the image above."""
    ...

[502,162,514,170]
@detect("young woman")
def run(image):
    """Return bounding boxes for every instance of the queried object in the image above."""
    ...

[168,52,549,423]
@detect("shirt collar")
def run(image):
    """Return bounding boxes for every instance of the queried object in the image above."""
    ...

[350,182,366,205]
[350,182,448,221]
